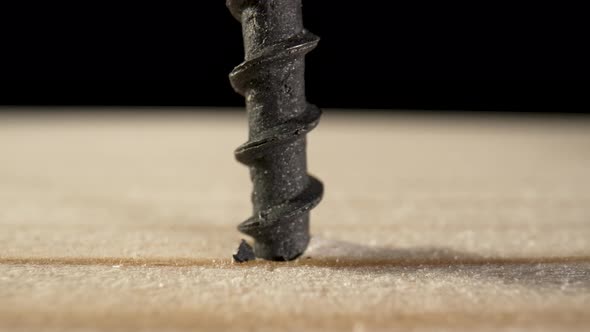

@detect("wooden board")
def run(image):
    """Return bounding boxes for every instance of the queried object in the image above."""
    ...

[1,110,589,331]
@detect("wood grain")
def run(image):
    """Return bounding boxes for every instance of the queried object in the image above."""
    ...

[0,110,589,331]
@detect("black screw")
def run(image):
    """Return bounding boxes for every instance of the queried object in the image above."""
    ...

[227,0,323,261]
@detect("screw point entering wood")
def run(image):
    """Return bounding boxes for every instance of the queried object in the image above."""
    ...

[227,0,323,261]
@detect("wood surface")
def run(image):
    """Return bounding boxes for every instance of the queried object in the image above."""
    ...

[0,110,589,331]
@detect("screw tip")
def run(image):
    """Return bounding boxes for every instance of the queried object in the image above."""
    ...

[233,239,256,263]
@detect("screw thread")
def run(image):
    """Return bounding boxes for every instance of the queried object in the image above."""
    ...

[227,0,323,260]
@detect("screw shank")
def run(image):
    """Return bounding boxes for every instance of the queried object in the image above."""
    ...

[241,0,303,60]
[227,0,322,261]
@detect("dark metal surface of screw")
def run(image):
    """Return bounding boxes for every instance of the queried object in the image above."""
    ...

[227,0,323,261]
[233,239,256,262]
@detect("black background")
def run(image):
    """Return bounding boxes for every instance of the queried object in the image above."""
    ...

[1,2,588,111]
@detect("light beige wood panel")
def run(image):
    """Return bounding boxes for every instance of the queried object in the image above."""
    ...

[0,110,589,331]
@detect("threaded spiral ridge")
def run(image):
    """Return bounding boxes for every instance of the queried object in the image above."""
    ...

[227,0,323,260]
